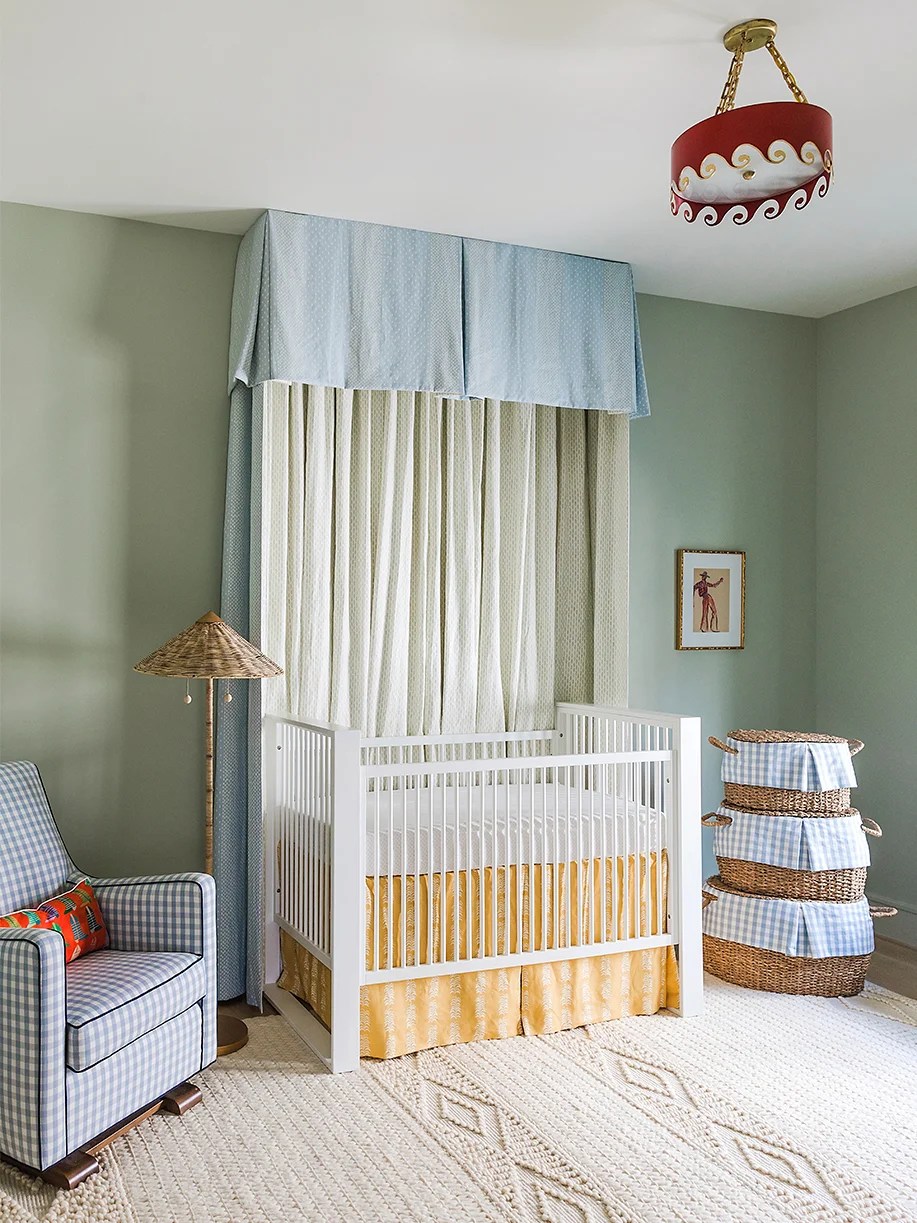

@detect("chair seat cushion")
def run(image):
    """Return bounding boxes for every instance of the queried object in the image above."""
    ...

[66,949,206,1071]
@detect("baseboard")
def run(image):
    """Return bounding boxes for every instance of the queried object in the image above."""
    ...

[263,983,333,1070]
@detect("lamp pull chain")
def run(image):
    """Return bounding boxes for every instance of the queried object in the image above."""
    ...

[184,679,192,705]
[765,40,809,104]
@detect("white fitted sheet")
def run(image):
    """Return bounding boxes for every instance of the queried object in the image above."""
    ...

[362,781,664,875]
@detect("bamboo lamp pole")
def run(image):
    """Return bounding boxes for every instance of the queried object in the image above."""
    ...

[134,611,282,1056]
[204,676,214,874]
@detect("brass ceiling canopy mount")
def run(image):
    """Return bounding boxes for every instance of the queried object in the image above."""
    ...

[722,18,778,56]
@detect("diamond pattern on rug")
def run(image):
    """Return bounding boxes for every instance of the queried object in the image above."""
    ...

[0,979,914,1222]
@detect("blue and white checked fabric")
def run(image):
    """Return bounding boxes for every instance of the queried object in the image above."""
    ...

[0,927,67,1169]
[0,758,218,1171]
[85,872,212,954]
[713,807,871,871]
[0,762,73,913]
[66,1004,204,1154]
[722,738,857,791]
[703,880,874,958]
[84,873,217,1068]
[66,950,206,1072]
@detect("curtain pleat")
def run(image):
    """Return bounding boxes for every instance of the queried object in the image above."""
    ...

[225,381,628,1002]
[261,384,629,734]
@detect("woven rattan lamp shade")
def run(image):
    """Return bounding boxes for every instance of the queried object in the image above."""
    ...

[134,611,282,680]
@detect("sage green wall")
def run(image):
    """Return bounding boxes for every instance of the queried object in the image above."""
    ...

[630,295,818,878]
[0,202,240,876]
[816,287,917,945]
[9,204,905,933]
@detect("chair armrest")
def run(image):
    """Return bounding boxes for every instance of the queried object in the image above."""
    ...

[79,872,218,1070]
[79,872,216,957]
[0,928,67,1170]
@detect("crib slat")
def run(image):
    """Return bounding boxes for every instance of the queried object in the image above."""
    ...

[387,779,394,973]
[374,785,380,972]
[427,766,434,967]
[623,754,631,942]
[400,778,407,969]
[561,766,569,950]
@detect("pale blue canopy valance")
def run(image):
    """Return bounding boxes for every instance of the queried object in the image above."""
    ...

[229,209,650,417]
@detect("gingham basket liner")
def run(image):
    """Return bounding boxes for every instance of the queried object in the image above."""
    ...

[712,806,871,871]
[701,878,875,959]
[721,738,857,792]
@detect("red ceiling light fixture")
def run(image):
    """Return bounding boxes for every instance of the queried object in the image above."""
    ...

[671,18,832,226]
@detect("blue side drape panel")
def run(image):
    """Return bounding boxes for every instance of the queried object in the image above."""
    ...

[215,386,264,1003]
[220,208,651,1003]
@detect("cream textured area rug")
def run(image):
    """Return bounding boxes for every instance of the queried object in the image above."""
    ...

[2,978,915,1223]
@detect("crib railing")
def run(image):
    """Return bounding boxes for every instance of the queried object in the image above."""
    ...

[362,729,554,771]
[360,752,670,978]
[263,704,702,1072]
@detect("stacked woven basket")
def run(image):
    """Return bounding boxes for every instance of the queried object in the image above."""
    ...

[701,729,896,997]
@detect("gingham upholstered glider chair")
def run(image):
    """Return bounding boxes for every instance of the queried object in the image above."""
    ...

[0,762,216,1188]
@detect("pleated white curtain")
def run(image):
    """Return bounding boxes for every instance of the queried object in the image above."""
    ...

[260,382,628,735]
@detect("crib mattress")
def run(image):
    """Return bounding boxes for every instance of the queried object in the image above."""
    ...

[298,780,665,874]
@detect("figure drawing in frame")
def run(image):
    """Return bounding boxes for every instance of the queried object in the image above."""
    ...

[693,569,724,632]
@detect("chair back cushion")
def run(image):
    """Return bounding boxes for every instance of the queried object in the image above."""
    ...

[0,762,74,913]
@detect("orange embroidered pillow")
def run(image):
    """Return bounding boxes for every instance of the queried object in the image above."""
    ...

[0,879,109,962]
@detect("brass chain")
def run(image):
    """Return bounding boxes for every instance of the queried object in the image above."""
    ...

[765,39,809,104]
[714,36,808,116]
[715,49,745,114]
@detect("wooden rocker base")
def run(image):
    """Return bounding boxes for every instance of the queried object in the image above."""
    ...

[38,1149,101,1191]
[3,1080,202,1190]
[161,1081,203,1115]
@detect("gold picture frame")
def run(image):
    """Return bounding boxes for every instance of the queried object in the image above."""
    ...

[676,549,746,650]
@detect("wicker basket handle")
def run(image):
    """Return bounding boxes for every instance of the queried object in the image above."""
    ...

[860,817,882,838]
[847,739,865,756]
[702,811,732,828]
[702,891,717,909]
[869,903,898,919]
[708,736,739,755]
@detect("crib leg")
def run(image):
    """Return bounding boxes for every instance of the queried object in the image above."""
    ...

[673,715,704,1016]
[330,727,363,1073]
[676,938,704,1016]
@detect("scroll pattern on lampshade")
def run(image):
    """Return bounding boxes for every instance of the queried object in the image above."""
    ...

[671,101,833,226]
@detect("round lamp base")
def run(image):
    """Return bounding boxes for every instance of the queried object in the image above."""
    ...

[216,1013,249,1057]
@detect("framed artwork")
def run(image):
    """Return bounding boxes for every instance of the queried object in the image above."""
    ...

[676,549,745,650]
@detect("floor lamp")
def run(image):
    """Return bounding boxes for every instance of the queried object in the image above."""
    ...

[134,611,282,1056]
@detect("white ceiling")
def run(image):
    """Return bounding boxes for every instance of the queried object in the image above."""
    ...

[2,0,916,317]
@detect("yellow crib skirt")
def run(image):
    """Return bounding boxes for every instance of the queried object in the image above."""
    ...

[277,852,679,1059]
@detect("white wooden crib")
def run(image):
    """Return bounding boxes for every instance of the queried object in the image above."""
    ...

[262,702,702,1071]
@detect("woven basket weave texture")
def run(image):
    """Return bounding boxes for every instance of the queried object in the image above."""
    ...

[715,857,867,903]
[702,934,870,996]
